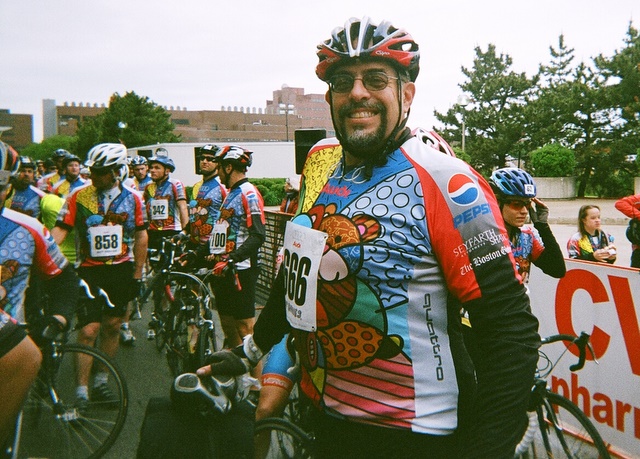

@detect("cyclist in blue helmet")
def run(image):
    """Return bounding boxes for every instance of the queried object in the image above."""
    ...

[144,150,188,339]
[489,167,566,283]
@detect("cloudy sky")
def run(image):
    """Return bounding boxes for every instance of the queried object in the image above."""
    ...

[1,0,638,142]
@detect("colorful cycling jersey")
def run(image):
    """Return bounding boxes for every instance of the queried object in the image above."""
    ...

[37,171,62,193]
[5,185,46,219]
[216,179,264,270]
[52,176,88,198]
[188,176,227,245]
[143,178,187,232]
[567,230,614,261]
[56,183,147,267]
[510,226,545,282]
[283,136,522,435]
[0,208,68,322]
[134,175,152,192]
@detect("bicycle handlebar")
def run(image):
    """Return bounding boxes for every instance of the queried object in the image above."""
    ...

[541,332,594,372]
[173,373,233,414]
[79,278,116,309]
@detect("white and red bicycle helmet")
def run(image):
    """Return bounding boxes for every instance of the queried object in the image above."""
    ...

[412,128,457,157]
[316,16,420,82]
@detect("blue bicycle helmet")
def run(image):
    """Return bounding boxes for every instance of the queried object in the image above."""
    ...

[490,167,536,199]
[130,155,148,166]
[148,155,176,172]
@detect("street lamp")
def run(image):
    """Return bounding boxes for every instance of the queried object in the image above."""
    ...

[457,95,471,152]
[279,103,295,142]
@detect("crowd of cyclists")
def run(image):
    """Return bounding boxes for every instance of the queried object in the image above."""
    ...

[0,138,270,451]
[2,14,637,458]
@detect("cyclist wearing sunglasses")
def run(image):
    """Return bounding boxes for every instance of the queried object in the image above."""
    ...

[180,144,228,257]
[489,167,566,283]
[200,17,539,458]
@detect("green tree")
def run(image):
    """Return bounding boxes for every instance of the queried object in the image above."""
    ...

[594,24,640,174]
[76,91,181,155]
[434,44,537,175]
[525,35,578,149]
[20,135,77,161]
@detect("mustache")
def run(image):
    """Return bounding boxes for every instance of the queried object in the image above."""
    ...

[338,101,385,117]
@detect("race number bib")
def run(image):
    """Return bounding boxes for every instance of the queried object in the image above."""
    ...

[209,221,229,255]
[282,221,327,331]
[150,199,169,220]
[88,225,123,258]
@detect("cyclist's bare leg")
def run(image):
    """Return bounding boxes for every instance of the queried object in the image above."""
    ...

[220,314,242,348]
[0,336,42,444]
[99,316,123,359]
[255,385,290,421]
[76,321,101,387]
[237,317,255,340]
[254,385,292,459]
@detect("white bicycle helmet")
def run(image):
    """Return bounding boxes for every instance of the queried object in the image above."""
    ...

[214,145,253,168]
[85,143,128,169]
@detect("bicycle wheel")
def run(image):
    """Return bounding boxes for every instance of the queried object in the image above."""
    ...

[18,343,128,459]
[517,391,611,458]
[254,417,315,459]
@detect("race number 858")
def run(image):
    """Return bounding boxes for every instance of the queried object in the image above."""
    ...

[94,234,119,250]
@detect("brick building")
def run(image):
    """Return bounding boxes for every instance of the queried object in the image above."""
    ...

[0,109,34,150]
[45,85,334,143]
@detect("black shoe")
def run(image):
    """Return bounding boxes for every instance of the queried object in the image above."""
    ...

[74,396,89,414]
[91,384,119,408]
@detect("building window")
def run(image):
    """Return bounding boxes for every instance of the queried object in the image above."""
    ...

[173,119,190,125]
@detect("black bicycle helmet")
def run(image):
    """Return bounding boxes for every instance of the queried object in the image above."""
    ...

[17,156,37,170]
[490,167,537,200]
[197,144,220,157]
[62,155,82,168]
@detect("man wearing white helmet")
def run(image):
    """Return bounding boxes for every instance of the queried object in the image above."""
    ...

[200,17,539,458]
[279,175,300,215]
[52,143,148,409]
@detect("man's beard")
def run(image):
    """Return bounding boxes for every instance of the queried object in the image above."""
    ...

[336,102,388,160]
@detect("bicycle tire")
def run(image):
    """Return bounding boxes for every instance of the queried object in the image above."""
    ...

[254,417,315,459]
[164,274,205,377]
[516,391,611,458]
[197,321,217,368]
[17,343,128,459]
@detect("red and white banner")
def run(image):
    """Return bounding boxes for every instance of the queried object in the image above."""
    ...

[530,259,640,458]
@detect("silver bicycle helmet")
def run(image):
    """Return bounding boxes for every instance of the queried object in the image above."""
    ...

[85,143,128,169]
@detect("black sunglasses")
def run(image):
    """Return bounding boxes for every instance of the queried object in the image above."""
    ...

[199,155,216,162]
[328,72,399,93]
